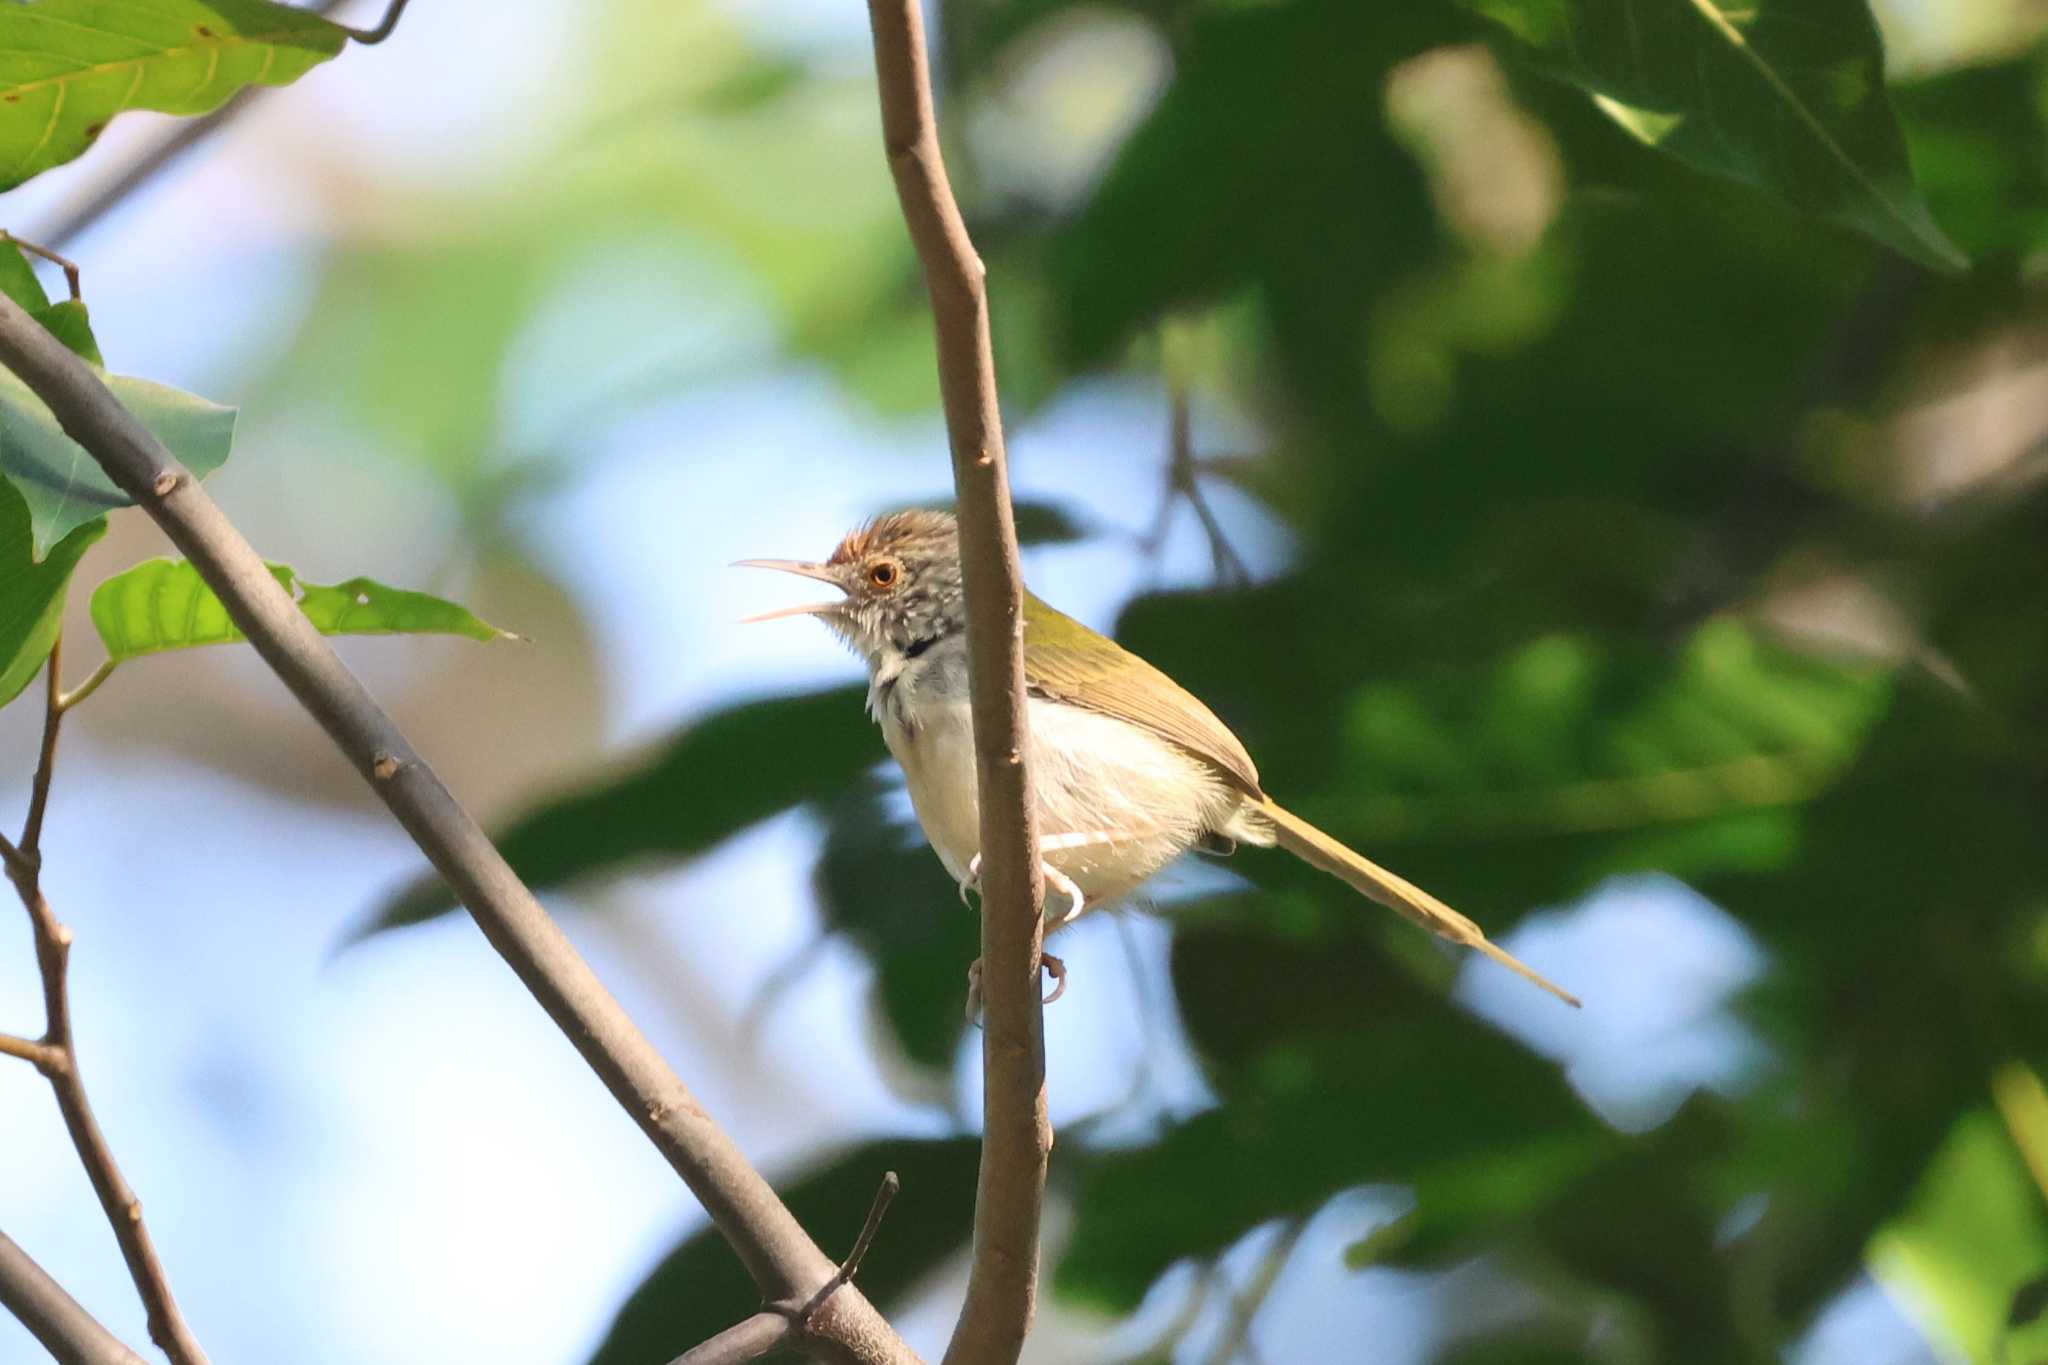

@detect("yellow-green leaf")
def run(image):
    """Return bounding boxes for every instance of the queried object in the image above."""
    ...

[90,558,515,661]
[0,0,348,191]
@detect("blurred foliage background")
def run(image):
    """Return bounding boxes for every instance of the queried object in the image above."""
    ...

[6,0,2048,1361]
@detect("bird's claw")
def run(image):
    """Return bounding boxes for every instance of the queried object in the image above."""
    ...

[957,853,982,908]
[964,951,1070,1021]
[1038,952,1067,1004]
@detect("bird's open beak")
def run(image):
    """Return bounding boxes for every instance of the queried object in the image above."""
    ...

[733,559,845,623]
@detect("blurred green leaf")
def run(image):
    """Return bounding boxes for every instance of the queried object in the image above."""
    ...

[0,0,346,191]
[1119,586,1890,922]
[812,780,977,1074]
[0,478,101,709]
[0,361,234,559]
[1048,0,1449,371]
[358,686,879,936]
[88,558,514,661]
[1462,0,1966,270]
[1057,921,1607,1311]
[1896,45,2048,266]
[1873,1105,2048,1363]
[585,1137,981,1365]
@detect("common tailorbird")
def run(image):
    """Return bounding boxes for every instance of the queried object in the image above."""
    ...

[741,508,1579,1010]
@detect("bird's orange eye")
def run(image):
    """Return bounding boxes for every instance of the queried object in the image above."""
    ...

[869,559,900,589]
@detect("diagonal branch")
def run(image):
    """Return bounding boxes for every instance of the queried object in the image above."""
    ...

[0,294,918,1363]
[862,3,1051,1362]
[0,1230,148,1365]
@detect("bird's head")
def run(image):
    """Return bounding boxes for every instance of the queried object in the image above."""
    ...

[738,508,966,666]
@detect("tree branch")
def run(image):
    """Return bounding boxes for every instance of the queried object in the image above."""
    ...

[0,643,212,1365]
[0,294,918,1363]
[671,1171,901,1365]
[862,4,1050,1363]
[0,1230,149,1365]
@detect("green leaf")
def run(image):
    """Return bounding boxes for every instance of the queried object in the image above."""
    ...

[0,363,234,559]
[1056,922,1608,1311]
[1872,1105,2048,1362]
[356,686,881,937]
[30,299,103,367]
[0,0,346,191]
[89,558,514,662]
[1895,46,2048,266]
[585,1137,981,1365]
[1462,0,1968,271]
[0,477,101,708]
[0,243,50,311]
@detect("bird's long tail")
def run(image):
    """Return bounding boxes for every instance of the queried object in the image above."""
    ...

[1257,797,1581,1008]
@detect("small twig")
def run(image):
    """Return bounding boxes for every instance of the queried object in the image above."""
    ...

[0,231,81,301]
[788,1170,901,1323]
[0,1030,64,1072]
[0,1229,149,1365]
[22,632,66,857]
[0,650,212,1365]
[1201,1220,1304,1365]
[670,1171,904,1365]
[335,0,412,45]
[56,658,118,715]
[1142,381,1249,588]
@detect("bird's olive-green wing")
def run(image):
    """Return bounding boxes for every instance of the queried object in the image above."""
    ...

[1021,590,1264,797]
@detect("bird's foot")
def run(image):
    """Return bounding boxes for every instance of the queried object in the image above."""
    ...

[964,951,1071,1022]
[1041,862,1087,930]
[957,853,981,908]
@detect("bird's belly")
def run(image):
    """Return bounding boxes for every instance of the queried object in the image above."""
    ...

[881,696,1241,914]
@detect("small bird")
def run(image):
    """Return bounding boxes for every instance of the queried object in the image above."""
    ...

[740,508,1578,1009]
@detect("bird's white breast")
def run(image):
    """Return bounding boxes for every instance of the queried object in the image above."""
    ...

[876,667,1247,915]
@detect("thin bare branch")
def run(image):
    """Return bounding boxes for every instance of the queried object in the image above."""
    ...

[792,1170,901,1323]
[0,292,919,1364]
[0,647,212,1365]
[0,1230,149,1365]
[1142,381,1248,588]
[335,0,412,45]
[862,3,1050,1361]
[22,632,66,857]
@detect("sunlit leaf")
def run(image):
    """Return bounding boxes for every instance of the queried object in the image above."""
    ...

[1873,1106,2048,1362]
[1462,0,1966,269]
[0,477,100,708]
[0,0,346,191]
[88,558,514,662]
